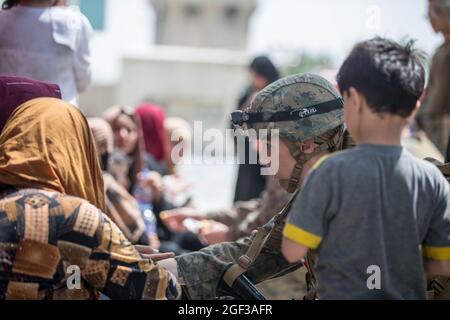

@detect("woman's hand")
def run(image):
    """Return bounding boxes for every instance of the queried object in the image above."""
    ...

[160,207,205,232]
[147,232,161,251]
[135,245,174,261]
[138,171,164,205]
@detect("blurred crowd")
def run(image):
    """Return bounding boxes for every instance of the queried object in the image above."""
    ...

[0,0,449,300]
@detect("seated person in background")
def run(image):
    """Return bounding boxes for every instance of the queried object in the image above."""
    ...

[103,105,149,192]
[135,102,170,176]
[163,117,193,206]
[162,176,290,245]
[103,105,205,255]
[88,118,159,248]
[0,91,180,299]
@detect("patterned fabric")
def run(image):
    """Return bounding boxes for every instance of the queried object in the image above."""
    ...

[0,98,106,213]
[88,118,114,157]
[0,188,180,300]
[103,173,146,244]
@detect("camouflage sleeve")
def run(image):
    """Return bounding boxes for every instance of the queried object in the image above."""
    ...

[206,199,259,238]
[205,207,240,226]
[175,216,302,300]
[228,178,291,241]
[206,178,290,241]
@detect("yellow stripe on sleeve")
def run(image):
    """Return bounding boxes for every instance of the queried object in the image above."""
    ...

[283,223,322,249]
[311,152,342,170]
[422,246,450,260]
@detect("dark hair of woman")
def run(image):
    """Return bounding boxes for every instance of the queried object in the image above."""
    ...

[2,0,20,9]
[249,55,280,85]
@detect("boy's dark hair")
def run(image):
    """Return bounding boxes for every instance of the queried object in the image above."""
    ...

[336,37,426,118]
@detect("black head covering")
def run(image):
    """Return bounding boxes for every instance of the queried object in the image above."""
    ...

[249,56,280,84]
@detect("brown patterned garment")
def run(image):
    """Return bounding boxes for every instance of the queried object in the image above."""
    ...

[103,172,146,244]
[0,188,180,300]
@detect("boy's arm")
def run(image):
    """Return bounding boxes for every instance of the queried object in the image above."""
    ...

[422,172,450,278]
[281,157,335,263]
[424,259,450,278]
[281,237,309,263]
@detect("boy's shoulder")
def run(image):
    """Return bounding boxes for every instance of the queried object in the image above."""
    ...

[311,147,445,181]
[311,148,362,172]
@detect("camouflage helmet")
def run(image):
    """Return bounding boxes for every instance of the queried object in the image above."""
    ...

[231,73,345,193]
[232,73,344,142]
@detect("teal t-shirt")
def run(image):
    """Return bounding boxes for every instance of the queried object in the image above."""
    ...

[283,144,450,299]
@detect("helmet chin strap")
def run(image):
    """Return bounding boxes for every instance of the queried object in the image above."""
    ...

[279,128,344,193]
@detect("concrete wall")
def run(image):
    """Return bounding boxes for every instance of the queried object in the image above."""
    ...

[79,84,117,117]
[151,0,256,49]
[116,45,249,133]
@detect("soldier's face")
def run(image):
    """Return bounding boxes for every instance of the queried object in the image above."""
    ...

[258,138,296,180]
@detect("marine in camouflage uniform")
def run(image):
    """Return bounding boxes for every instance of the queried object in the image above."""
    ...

[205,177,296,299]
[173,73,353,299]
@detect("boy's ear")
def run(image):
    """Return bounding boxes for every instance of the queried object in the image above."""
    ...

[348,87,363,112]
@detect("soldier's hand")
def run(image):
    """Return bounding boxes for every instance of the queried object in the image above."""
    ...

[135,244,175,261]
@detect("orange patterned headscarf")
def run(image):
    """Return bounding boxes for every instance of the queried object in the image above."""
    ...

[0,98,106,212]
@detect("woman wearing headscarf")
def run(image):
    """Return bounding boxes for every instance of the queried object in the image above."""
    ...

[103,105,147,192]
[233,55,280,202]
[135,102,171,175]
[88,118,160,248]
[0,75,61,132]
[0,80,180,299]
[103,106,205,255]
